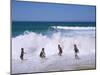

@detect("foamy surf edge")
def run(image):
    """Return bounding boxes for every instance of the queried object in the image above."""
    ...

[51,26,95,30]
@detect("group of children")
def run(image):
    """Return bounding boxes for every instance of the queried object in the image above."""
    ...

[20,44,79,61]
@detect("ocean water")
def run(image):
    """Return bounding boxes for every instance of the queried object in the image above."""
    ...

[12,21,95,37]
[12,21,96,74]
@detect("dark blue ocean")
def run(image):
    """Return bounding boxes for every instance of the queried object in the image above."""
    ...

[12,21,96,37]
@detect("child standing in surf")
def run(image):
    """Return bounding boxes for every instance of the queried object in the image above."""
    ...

[58,44,63,56]
[20,48,26,61]
[73,44,79,59]
[40,48,46,58]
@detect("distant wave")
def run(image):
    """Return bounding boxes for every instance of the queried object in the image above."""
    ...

[51,26,96,30]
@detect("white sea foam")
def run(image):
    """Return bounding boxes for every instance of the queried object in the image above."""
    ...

[12,28,96,74]
[51,26,95,30]
[12,31,95,59]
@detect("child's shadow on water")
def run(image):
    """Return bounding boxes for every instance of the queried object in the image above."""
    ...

[75,56,80,60]
[40,58,48,63]
[20,59,28,63]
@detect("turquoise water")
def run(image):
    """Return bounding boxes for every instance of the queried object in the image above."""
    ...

[12,21,96,37]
